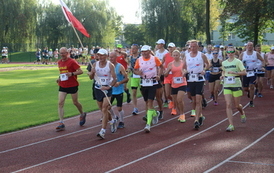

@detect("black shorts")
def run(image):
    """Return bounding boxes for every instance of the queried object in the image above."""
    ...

[155,80,163,89]
[208,74,221,83]
[59,86,78,94]
[141,85,157,101]
[94,88,112,102]
[171,85,187,95]
[110,93,123,107]
[187,82,204,96]
[242,75,257,87]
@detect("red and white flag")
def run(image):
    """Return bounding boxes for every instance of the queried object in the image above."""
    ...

[59,0,90,38]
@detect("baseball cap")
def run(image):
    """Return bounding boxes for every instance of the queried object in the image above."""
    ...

[214,45,220,48]
[168,42,176,47]
[97,49,108,55]
[141,45,151,51]
[116,44,123,48]
[271,46,274,50]
[220,45,224,48]
[156,39,165,44]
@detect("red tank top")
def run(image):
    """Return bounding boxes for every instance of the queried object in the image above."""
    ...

[117,55,128,70]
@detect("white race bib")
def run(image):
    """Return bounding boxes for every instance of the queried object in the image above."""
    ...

[173,77,183,84]
[141,78,153,86]
[246,71,255,77]
[99,77,110,85]
[224,76,236,84]
[212,67,219,73]
[188,74,198,82]
[60,73,68,81]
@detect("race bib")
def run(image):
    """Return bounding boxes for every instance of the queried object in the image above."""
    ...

[132,73,140,78]
[212,67,219,73]
[247,71,255,77]
[141,78,153,86]
[188,74,198,82]
[99,77,109,85]
[60,73,68,81]
[173,77,183,84]
[225,76,236,84]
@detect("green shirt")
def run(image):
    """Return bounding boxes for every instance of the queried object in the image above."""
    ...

[222,58,245,87]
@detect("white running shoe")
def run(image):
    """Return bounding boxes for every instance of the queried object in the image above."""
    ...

[97,129,105,139]
[110,119,117,133]
[152,111,160,125]
[144,124,150,133]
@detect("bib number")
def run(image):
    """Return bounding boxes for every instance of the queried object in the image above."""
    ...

[212,67,219,73]
[60,73,68,81]
[141,78,153,86]
[188,74,198,82]
[99,77,109,85]
[224,76,236,84]
[173,77,183,84]
[246,71,255,77]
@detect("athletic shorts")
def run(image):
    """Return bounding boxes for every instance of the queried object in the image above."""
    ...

[224,87,243,97]
[59,86,78,94]
[208,74,221,83]
[242,75,256,87]
[140,85,157,101]
[187,82,204,96]
[256,73,265,77]
[266,66,274,71]
[155,80,163,89]
[171,85,187,95]
[110,93,123,107]
[2,56,7,59]
[164,75,172,84]
[205,71,211,81]
[130,77,140,89]
[94,88,112,102]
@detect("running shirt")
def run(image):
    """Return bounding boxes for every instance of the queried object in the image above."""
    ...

[256,52,265,70]
[117,55,128,70]
[205,53,213,61]
[222,58,245,87]
[266,53,274,67]
[242,51,258,71]
[185,52,205,82]
[210,59,222,73]
[112,63,124,95]
[130,54,141,78]
[134,55,161,78]
[95,61,112,87]
[171,60,187,88]
[58,58,80,88]
[155,49,168,61]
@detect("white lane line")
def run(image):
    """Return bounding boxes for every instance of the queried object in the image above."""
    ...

[204,128,274,173]
[228,160,274,166]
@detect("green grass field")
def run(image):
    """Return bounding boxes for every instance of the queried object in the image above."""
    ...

[0,65,140,134]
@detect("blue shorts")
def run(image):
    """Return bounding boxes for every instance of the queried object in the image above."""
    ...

[266,66,274,71]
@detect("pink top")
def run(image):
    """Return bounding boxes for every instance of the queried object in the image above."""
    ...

[267,53,274,67]
[171,60,187,88]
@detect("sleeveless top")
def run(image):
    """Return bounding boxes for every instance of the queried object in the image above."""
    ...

[185,51,204,74]
[242,51,258,71]
[112,63,124,95]
[95,61,112,87]
[116,55,128,70]
[210,59,222,74]
[139,56,157,78]
[171,60,187,88]
[267,53,274,67]
[155,49,168,61]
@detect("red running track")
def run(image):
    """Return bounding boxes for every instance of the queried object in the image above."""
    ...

[0,83,273,173]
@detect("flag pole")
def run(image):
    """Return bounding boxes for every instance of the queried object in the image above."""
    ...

[70,23,84,48]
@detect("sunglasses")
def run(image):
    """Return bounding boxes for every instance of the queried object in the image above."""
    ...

[226,51,235,54]
[213,53,218,55]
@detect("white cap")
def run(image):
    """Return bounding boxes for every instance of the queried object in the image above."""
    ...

[168,42,176,47]
[220,45,224,48]
[156,39,165,44]
[141,45,151,51]
[97,49,108,55]
[271,46,274,50]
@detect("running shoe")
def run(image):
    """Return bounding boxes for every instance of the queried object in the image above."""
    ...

[110,119,118,133]
[214,101,218,106]
[241,115,246,123]
[158,110,164,120]
[56,123,65,132]
[97,129,105,139]
[132,108,139,115]
[226,125,234,132]
[249,101,254,107]
[117,122,125,129]
[163,101,168,108]
[142,115,147,122]
[144,124,150,133]
[171,108,177,115]
[194,121,200,129]
[79,112,87,126]
[190,110,196,117]
[152,111,160,125]
[270,85,273,89]
[202,99,207,108]
[198,116,205,126]
[168,101,174,109]
[178,114,186,123]
[257,93,263,98]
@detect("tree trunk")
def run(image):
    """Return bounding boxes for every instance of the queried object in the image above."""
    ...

[206,0,211,45]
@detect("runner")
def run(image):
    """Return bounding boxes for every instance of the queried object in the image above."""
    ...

[183,40,209,129]
[109,51,129,129]
[254,44,265,97]
[265,47,274,89]
[239,42,264,107]
[88,49,117,139]
[56,47,86,131]
[221,46,247,132]
[134,45,163,132]
[208,49,222,105]
[164,50,187,122]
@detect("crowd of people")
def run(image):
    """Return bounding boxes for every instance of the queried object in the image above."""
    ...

[55,40,274,139]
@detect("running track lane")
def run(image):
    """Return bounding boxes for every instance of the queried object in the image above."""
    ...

[0,85,273,172]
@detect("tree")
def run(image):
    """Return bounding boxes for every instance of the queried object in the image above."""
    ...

[123,24,145,45]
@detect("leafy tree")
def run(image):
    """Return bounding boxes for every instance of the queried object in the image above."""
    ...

[123,24,145,45]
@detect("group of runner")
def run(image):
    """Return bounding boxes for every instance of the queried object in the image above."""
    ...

[55,40,274,139]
